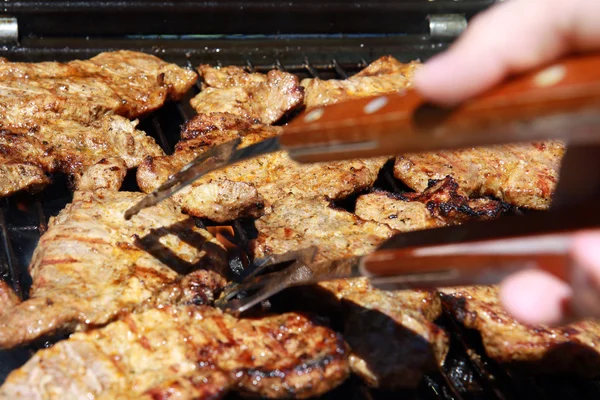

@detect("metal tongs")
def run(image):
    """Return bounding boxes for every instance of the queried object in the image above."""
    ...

[214,202,600,313]
[124,53,600,313]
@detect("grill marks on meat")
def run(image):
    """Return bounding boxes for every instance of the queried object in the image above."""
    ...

[252,180,507,388]
[0,50,197,126]
[394,141,566,210]
[0,190,227,349]
[191,65,304,124]
[0,143,50,196]
[301,56,420,108]
[441,286,600,377]
[0,50,196,197]
[355,177,510,231]
[0,306,350,399]
[252,195,449,388]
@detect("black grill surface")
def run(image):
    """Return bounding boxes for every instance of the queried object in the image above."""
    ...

[1,46,600,400]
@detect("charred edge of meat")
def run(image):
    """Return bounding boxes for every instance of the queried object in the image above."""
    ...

[381,176,513,220]
[180,112,253,141]
[275,103,306,126]
[440,293,600,379]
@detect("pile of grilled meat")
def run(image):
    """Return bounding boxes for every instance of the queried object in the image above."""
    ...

[0,51,599,399]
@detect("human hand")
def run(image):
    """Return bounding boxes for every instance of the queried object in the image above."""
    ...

[413,0,600,327]
[414,0,600,106]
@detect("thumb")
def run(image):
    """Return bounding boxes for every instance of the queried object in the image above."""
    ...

[414,0,600,106]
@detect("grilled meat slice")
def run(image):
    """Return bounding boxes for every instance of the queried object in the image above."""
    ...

[394,141,566,210]
[0,306,350,399]
[0,115,164,196]
[73,157,128,191]
[252,195,448,388]
[301,55,565,210]
[253,195,396,262]
[441,286,600,377]
[0,141,50,196]
[0,190,227,349]
[356,191,441,232]
[137,116,279,222]
[0,50,197,127]
[0,50,191,196]
[355,177,510,231]
[318,279,449,389]
[301,56,420,108]
[137,113,387,222]
[191,65,304,124]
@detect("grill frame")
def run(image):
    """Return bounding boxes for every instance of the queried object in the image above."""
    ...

[0,39,599,400]
[3,0,497,37]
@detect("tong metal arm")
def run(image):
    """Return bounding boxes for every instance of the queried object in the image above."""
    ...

[215,201,600,314]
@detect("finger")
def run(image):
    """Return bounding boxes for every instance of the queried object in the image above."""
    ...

[568,232,600,319]
[499,269,571,326]
[571,232,600,282]
[414,0,600,106]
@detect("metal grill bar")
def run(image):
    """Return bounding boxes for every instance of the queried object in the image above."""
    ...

[34,201,47,234]
[246,60,256,73]
[175,102,194,123]
[151,117,172,154]
[274,58,286,71]
[303,57,320,78]
[332,58,349,79]
[0,202,23,298]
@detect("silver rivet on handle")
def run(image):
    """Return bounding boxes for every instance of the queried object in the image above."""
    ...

[304,107,325,122]
[364,96,388,114]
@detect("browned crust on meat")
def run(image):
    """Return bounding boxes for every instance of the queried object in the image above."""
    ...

[252,194,396,262]
[0,115,164,197]
[301,56,420,108]
[180,112,254,141]
[394,141,566,210]
[355,177,510,231]
[137,116,281,222]
[252,195,449,388]
[138,113,387,222]
[0,190,227,349]
[441,286,600,377]
[73,157,128,191]
[0,306,350,399]
[318,279,449,389]
[0,50,195,197]
[0,50,197,126]
[353,56,421,78]
[191,66,304,124]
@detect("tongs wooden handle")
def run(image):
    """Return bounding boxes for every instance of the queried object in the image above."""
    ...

[282,52,600,163]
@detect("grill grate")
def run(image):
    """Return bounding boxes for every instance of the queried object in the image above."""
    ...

[1,53,600,400]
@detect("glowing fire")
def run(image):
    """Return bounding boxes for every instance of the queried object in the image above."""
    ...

[207,226,236,250]
[207,226,250,270]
